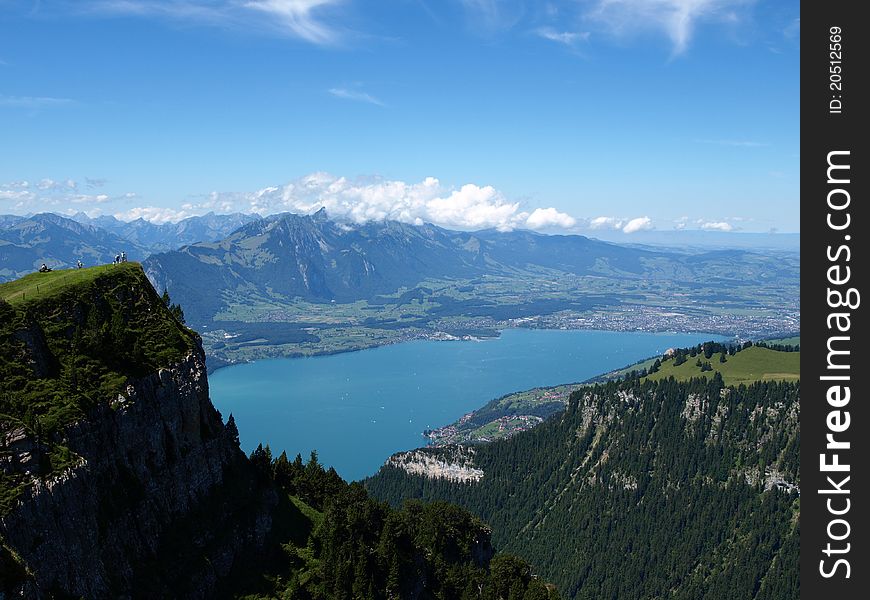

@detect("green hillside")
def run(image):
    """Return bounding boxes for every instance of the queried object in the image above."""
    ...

[646,345,799,386]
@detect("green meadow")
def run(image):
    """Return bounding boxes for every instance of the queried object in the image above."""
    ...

[645,345,799,386]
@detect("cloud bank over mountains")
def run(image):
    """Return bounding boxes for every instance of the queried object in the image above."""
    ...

[183,173,578,232]
[1,173,751,234]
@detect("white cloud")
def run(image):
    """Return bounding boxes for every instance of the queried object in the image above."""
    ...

[700,220,734,231]
[186,173,580,232]
[2,172,629,235]
[535,27,590,46]
[525,207,577,230]
[589,215,653,234]
[36,178,78,191]
[585,0,754,55]
[4,181,30,189]
[328,87,384,106]
[672,217,741,231]
[589,216,625,230]
[0,177,140,214]
[0,189,35,202]
[622,216,653,233]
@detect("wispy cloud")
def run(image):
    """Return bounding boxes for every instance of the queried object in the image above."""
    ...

[37,178,78,191]
[244,0,343,44]
[535,27,590,47]
[89,0,228,21]
[86,0,345,45]
[85,177,108,188]
[328,87,384,106]
[585,0,755,55]
[457,0,524,33]
[0,177,136,213]
[0,94,73,108]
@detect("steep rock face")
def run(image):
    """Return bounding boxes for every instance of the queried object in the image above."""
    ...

[1,347,275,598]
[386,446,484,482]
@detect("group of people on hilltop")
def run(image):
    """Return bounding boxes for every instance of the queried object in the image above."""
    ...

[39,259,83,272]
[37,254,114,273]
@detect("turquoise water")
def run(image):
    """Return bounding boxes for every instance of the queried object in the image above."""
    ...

[209,329,725,481]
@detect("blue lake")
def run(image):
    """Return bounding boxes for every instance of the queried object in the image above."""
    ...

[209,329,726,481]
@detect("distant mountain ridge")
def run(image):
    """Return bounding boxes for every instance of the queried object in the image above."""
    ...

[70,211,259,252]
[0,212,259,281]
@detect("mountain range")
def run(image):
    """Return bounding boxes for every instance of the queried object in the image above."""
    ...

[141,209,656,322]
[70,211,259,253]
[141,209,799,328]
[0,212,257,281]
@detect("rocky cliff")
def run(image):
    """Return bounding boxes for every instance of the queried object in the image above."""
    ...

[0,265,276,598]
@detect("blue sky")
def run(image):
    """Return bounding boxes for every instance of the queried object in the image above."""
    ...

[0,0,799,233]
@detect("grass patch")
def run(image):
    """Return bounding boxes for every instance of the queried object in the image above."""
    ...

[645,345,799,386]
[0,264,134,306]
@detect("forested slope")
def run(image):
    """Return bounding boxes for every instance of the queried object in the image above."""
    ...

[366,375,800,599]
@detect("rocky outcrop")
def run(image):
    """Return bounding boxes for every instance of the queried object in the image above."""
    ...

[0,346,276,599]
[387,446,484,482]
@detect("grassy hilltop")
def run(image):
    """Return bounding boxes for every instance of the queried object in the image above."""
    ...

[644,344,799,386]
